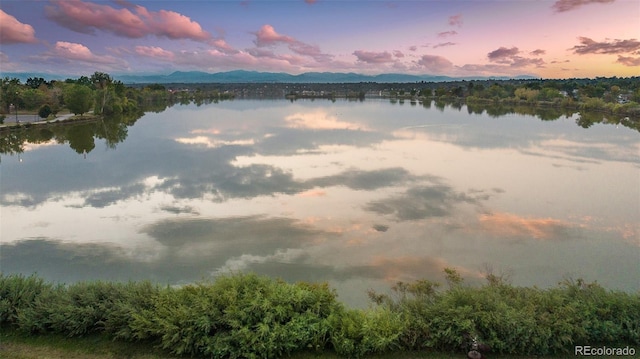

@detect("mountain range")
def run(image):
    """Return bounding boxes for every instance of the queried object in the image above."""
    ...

[3,70,537,84]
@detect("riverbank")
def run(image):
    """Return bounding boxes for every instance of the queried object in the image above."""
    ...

[0,112,99,132]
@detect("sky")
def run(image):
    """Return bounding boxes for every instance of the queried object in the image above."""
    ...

[1,0,639,79]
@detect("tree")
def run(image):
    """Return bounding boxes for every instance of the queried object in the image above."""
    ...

[26,77,47,89]
[90,72,112,90]
[64,84,93,116]
[21,88,46,110]
[1,77,22,113]
[91,72,113,114]
[38,104,52,119]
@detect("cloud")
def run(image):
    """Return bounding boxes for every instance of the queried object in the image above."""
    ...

[571,37,640,55]
[33,41,127,69]
[487,46,545,68]
[253,24,333,63]
[478,212,577,241]
[345,255,481,283]
[393,50,405,58]
[437,30,458,38]
[135,45,175,59]
[510,57,545,68]
[416,54,454,72]
[353,50,394,64]
[530,49,546,56]
[141,215,329,257]
[433,42,456,49]
[488,46,520,62]
[0,10,37,44]
[552,0,615,12]
[372,224,389,232]
[82,184,147,208]
[254,24,296,46]
[284,110,364,130]
[364,184,480,222]
[209,38,238,54]
[448,14,463,27]
[617,55,640,66]
[159,205,200,215]
[45,0,211,41]
[307,168,419,191]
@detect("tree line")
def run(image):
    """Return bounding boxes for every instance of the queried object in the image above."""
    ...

[0,72,235,124]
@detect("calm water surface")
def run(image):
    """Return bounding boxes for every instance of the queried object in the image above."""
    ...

[1,99,639,306]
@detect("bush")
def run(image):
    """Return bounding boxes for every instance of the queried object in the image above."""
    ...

[0,274,54,328]
[369,272,640,356]
[38,104,52,119]
[129,273,340,358]
[328,307,404,357]
[1,272,637,358]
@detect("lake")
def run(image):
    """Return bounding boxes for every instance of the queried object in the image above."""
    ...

[1,99,638,307]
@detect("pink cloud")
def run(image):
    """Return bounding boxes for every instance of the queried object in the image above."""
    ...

[27,41,127,71]
[253,24,332,62]
[52,41,121,65]
[552,0,615,12]
[571,37,640,55]
[416,54,454,72]
[353,50,394,64]
[488,47,520,62]
[0,52,18,71]
[530,49,546,56]
[45,0,211,41]
[290,42,332,62]
[437,30,458,38]
[54,41,95,60]
[254,24,296,46]
[448,14,463,27]
[135,46,174,59]
[510,57,545,68]
[433,42,456,49]
[617,55,640,66]
[393,50,405,58]
[479,212,573,241]
[209,39,238,54]
[0,10,37,44]
[487,46,545,68]
[408,46,417,52]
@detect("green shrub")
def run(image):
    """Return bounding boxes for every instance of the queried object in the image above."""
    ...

[130,273,340,358]
[371,272,640,356]
[328,307,403,358]
[0,274,54,328]
[2,272,637,358]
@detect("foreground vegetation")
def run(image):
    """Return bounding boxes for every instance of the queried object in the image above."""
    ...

[1,271,637,358]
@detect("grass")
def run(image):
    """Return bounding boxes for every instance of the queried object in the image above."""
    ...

[0,329,176,359]
[0,329,623,359]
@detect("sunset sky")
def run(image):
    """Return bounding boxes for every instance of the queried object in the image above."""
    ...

[1,0,639,79]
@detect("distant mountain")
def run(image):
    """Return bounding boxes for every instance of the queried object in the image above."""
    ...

[2,70,537,84]
[116,70,465,84]
[115,70,538,84]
